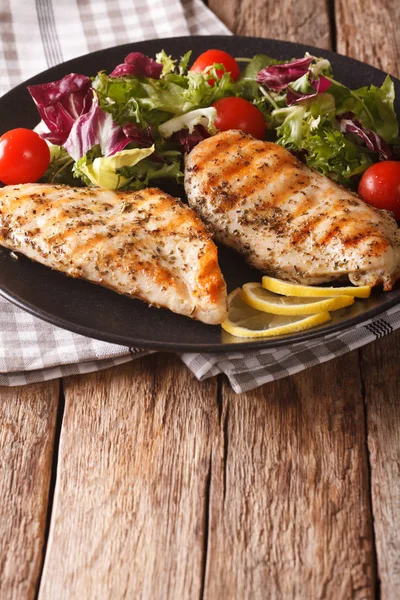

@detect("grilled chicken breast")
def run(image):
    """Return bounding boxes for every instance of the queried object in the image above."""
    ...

[185,130,400,290]
[0,184,227,324]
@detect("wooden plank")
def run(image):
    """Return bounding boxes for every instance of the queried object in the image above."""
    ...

[205,357,376,599]
[208,0,332,49]
[39,355,218,600]
[336,0,400,76]
[204,1,376,597]
[336,3,400,596]
[360,332,400,598]
[0,382,59,600]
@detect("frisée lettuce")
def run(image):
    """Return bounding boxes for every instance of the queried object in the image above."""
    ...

[28,48,399,191]
[243,53,398,185]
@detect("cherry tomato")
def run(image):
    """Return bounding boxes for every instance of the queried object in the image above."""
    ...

[212,97,266,140]
[0,128,50,185]
[358,161,400,220]
[190,49,240,85]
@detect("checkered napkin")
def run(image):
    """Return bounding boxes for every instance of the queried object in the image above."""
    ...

[1,0,399,392]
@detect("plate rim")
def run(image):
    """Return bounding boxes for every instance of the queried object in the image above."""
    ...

[1,34,399,353]
[1,278,400,351]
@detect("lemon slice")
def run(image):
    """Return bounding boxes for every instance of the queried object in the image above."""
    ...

[241,282,355,315]
[262,275,371,298]
[222,288,331,338]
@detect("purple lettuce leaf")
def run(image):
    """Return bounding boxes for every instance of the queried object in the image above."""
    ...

[316,75,331,93]
[64,93,149,160]
[110,52,163,79]
[109,64,138,78]
[121,123,164,161]
[121,123,154,147]
[63,94,103,160]
[27,73,92,145]
[286,75,332,105]
[100,117,137,157]
[173,124,210,153]
[337,111,394,160]
[256,56,313,91]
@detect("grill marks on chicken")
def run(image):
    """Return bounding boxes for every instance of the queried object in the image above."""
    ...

[0,184,227,324]
[185,130,400,290]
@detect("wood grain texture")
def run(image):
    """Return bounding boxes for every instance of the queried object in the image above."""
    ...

[361,331,400,598]
[205,357,376,599]
[336,0,400,77]
[39,356,218,600]
[0,382,59,600]
[208,0,332,49]
[30,2,400,599]
[336,3,400,596]
[202,0,376,598]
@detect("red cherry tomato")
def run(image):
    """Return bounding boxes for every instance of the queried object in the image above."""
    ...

[0,128,50,185]
[190,49,240,85]
[358,161,400,220]
[212,97,266,140]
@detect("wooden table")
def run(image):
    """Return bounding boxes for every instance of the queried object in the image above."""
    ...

[1,1,400,598]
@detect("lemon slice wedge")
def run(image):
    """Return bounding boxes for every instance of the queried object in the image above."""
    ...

[262,275,371,298]
[222,289,331,338]
[242,282,355,315]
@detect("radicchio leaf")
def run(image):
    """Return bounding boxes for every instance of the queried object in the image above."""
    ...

[28,73,92,145]
[286,75,332,105]
[64,94,104,160]
[315,76,331,93]
[173,125,210,153]
[110,52,163,79]
[256,56,313,91]
[337,111,394,160]
[121,123,154,148]
[120,123,161,163]
[109,63,140,78]
[64,93,150,160]
[100,117,137,157]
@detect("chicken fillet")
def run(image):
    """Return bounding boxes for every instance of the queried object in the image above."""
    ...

[0,184,227,324]
[185,130,400,290]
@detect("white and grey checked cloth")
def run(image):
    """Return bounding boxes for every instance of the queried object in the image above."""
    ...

[1,0,399,393]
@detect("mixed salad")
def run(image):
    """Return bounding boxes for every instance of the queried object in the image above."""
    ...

[0,47,400,217]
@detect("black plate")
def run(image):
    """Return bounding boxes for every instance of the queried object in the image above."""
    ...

[1,35,399,352]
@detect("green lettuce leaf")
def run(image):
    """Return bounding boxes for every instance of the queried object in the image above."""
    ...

[93,65,234,130]
[273,105,306,146]
[75,145,155,189]
[155,50,192,77]
[273,93,335,145]
[235,54,278,101]
[304,125,374,183]
[41,144,77,185]
[238,54,278,83]
[93,72,185,127]
[155,50,177,76]
[307,54,332,77]
[118,156,183,190]
[93,72,145,125]
[178,51,192,75]
[328,75,398,142]
[41,49,398,195]
[158,107,217,138]
[272,93,374,185]
[181,67,234,111]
